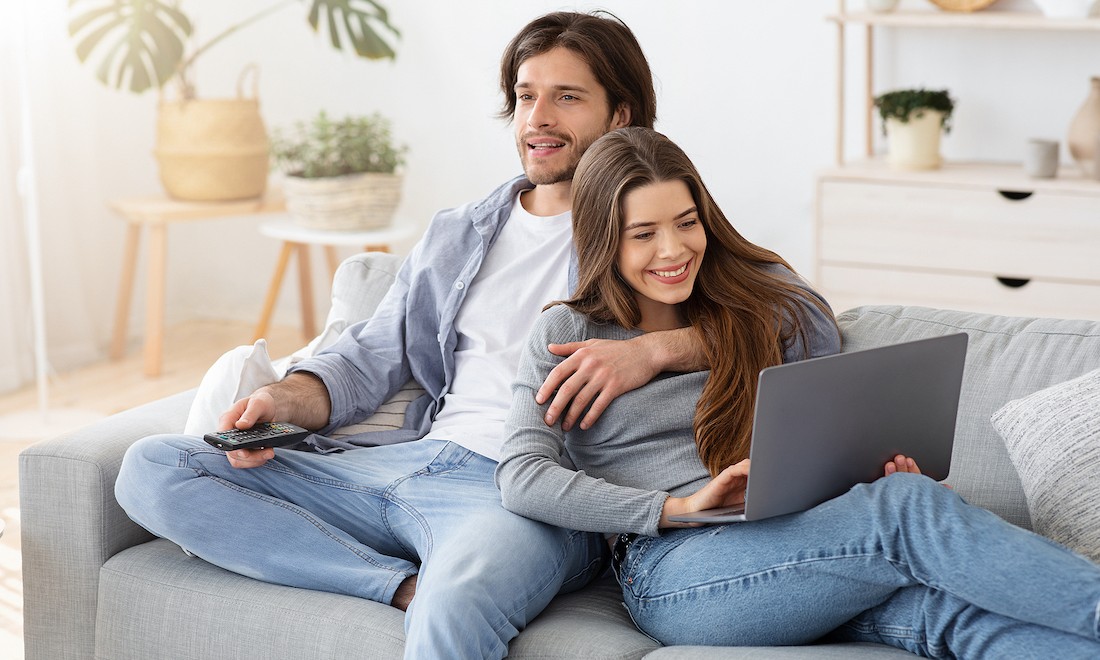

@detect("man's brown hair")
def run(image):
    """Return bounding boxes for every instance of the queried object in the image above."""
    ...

[498,11,656,129]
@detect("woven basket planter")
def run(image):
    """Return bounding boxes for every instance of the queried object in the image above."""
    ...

[155,98,269,201]
[927,0,999,11]
[282,172,403,230]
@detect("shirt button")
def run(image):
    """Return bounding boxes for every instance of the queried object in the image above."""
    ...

[455,281,465,290]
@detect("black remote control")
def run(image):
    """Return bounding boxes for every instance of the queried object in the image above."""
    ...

[204,422,310,451]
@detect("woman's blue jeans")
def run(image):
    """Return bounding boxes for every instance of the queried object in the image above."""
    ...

[617,473,1100,658]
[115,435,607,660]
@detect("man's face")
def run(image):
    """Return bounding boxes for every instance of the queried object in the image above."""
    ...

[513,47,629,186]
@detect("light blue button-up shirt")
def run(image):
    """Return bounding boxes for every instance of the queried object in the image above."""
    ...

[289,174,581,452]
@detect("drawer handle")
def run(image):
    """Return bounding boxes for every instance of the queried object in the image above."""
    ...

[996,276,1031,289]
[997,190,1033,201]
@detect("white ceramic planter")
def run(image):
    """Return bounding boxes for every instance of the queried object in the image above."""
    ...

[282,172,403,230]
[865,0,901,12]
[1033,0,1095,19]
[885,110,945,170]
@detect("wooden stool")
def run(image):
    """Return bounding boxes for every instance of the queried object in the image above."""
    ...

[252,220,415,343]
[109,194,287,377]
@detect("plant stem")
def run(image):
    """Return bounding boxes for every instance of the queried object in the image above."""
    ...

[175,0,299,98]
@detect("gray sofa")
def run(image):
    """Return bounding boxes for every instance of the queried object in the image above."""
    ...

[20,252,1100,659]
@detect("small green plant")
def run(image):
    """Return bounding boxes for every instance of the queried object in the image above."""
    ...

[271,111,407,178]
[873,89,955,135]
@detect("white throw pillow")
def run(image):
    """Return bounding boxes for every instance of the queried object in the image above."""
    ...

[184,319,348,436]
[992,367,1100,562]
[183,339,282,436]
[183,317,423,439]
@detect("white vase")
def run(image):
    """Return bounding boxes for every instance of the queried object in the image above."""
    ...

[1067,76,1100,178]
[865,0,901,11]
[1033,0,1095,18]
[885,110,945,170]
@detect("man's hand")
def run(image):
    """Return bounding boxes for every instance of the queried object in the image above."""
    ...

[215,389,279,469]
[213,373,330,470]
[660,460,750,528]
[536,337,653,431]
[536,327,705,431]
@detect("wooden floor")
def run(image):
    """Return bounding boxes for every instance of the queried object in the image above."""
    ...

[0,320,306,659]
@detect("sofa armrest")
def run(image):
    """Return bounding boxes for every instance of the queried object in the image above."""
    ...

[19,389,194,660]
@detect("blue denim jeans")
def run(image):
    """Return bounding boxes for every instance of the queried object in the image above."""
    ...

[115,435,607,660]
[616,473,1100,658]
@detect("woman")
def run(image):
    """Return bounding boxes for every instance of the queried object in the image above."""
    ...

[496,127,1100,656]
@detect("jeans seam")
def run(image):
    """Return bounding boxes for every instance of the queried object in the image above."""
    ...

[384,442,478,561]
[204,470,402,576]
[629,550,888,604]
[187,456,408,575]
[493,529,599,640]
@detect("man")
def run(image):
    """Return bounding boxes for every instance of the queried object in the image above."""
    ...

[116,11,701,659]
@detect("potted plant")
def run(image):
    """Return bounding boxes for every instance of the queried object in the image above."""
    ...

[68,1,399,201]
[874,88,955,170]
[271,111,407,230]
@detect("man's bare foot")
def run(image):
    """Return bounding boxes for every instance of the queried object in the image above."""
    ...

[392,575,417,611]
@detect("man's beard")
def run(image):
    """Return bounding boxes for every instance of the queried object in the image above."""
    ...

[517,124,610,185]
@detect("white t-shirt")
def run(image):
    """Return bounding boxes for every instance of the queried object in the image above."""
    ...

[427,192,572,460]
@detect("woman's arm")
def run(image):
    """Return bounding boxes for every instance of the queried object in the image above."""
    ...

[496,307,671,538]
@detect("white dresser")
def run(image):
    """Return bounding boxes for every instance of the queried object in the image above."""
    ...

[817,6,1100,321]
[815,160,1100,321]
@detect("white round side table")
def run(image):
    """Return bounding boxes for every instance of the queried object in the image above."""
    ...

[253,219,416,342]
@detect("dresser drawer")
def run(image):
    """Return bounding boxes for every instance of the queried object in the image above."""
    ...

[819,264,1100,322]
[818,181,1100,282]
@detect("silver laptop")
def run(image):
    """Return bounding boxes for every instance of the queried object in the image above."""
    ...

[668,332,968,524]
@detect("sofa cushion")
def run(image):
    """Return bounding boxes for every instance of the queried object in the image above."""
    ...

[992,367,1100,561]
[836,306,1100,529]
[97,539,658,659]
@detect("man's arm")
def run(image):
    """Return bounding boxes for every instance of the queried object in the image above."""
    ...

[215,372,332,469]
[536,326,704,431]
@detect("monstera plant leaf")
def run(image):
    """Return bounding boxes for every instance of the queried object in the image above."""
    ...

[69,0,192,94]
[69,0,399,96]
[308,0,399,60]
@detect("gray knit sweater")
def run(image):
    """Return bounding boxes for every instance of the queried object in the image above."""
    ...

[496,281,840,538]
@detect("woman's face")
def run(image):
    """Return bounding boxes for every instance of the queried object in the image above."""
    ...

[616,179,707,331]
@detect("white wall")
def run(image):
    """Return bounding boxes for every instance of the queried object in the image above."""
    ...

[8,0,1100,385]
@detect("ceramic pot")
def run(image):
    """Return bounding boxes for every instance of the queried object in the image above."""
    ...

[1033,0,1095,19]
[1067,76,1100,178]
[865,0,901,11]
[885,110,945,170]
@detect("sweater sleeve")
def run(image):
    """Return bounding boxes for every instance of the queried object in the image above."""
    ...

[495,306,669,537]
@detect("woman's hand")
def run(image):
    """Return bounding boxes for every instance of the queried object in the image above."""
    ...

[883,454,922,477]
[661,459,750,528]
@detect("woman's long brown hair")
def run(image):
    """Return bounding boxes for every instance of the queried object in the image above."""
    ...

[563,127,836,475]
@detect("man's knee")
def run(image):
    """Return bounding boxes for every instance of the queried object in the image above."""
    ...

[116,434,199,513]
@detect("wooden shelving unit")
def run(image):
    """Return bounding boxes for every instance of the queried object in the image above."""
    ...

[816,3,1100,321]
[829,3,1100,164]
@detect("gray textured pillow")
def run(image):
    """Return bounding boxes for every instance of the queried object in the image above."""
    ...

[992,367,1100,561]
